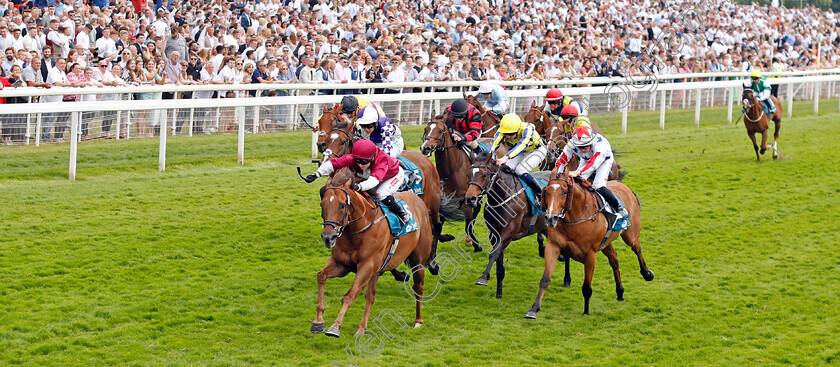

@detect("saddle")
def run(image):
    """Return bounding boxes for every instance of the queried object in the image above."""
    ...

[575,178,629,233]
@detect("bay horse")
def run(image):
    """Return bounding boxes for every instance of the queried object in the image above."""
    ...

[525,171,654,318]
[420,111,508,253]
[522,101,551,137]
[462,92,501,138]
[741,88,782,161]
[463,151,553,299]
[312,168,433,337]
[319,114,447,275]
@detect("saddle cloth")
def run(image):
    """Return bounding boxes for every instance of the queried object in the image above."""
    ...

[379,198,419,236]
[592,190,630,231]
[397,156,424,195]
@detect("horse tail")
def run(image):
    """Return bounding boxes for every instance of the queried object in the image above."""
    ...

[631,189,641,209]
[440,193,466,221]
[617,164,628,182]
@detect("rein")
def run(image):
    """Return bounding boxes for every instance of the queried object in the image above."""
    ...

[547,176,599,225]
[423,120,464,152]
[322,186,386,237]
[742,92,765,123]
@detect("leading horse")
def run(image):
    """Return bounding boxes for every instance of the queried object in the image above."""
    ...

[525,171,654,317]
[312,168,433,337]
[741,88,782,161]
[319,112,448,274]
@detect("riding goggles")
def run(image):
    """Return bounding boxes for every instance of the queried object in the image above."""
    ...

[359,123,376,129]
[354,158,372,165]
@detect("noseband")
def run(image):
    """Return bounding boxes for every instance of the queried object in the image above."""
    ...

[323,128,353,160]
[322,186,361,238]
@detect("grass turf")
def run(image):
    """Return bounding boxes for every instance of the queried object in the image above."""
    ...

[0,99,838,366]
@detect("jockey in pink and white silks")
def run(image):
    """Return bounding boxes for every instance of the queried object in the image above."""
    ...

[555,126,628,221]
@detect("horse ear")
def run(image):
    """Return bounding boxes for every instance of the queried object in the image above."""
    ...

[462,91,467,99]
[319,185,327,199]
[324,104,331,112]
[540,101,546,110]
[531,100,536,108]
[430,109,436,119]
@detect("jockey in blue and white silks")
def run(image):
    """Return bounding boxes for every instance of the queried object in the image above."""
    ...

[355,105,405,157]
[477,82,510,119]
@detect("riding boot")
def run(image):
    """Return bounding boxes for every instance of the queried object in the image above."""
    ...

[595,186,628,218]
[763,99,776,114]
[470,142,486,155]
[382,195,412,224]
[519,172,543,201]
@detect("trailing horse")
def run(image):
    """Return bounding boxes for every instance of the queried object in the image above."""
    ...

[741,88,782,161]
[311,168,433,337]
[463,151,552,299]
[462,92,501,138]
[525,171,654,317]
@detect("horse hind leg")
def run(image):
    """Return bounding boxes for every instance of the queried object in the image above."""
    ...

[495,249,506,299]
[602,244,624,301]
[748,132,761,162]
[621,229,654,282]
[772,120,781,159]
[411,266,425,328]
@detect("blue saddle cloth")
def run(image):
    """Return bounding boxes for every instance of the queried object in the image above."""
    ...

[397,156,423,195]
[517,176,548,216]
[593,190,630,231]
[379,198,419,236]
[476,142,489,152]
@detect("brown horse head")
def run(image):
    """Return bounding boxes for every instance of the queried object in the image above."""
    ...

[421,112,451,156]
[316,105,345,153]
[523,101,549,136]
[320,168,360,248]
[542,172,574,228]
[464,151,498,208]
[319,113,354,162]
[741,88,760,114]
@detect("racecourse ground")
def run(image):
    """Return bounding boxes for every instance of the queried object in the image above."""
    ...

[1,100,838,366]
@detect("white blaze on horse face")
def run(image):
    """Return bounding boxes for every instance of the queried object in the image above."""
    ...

[329,133,339,140]
[551,184,561,189]
[329,195,334,202]
[472,168,479,176]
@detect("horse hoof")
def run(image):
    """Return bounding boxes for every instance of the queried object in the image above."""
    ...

[354,329,366,338]
[311,322,325,334]
[524,311,537,319]
[439,234,455,242]
[643,270,655,282]
[495,293,503,299]
[475,278,488,286]
[617,296,625,302]
[773,154,779,160]
[563,282,571,288]
[428,263,440,276]
[473,245,483,253]
[393,271,410,282]
[414,323,422,328]
[325,326,340,338]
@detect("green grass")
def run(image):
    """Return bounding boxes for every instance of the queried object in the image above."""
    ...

[1,99,839,366]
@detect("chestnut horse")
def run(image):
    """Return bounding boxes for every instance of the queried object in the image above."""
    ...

[319,113,447,274]
[525,172,654,317]
[741,88,782,161]
[420,111,507,253]
[463,151,550,299]
[462,92,501,138]
[312,168,433,337]
[314,105,350,154]
[522,101,551,137]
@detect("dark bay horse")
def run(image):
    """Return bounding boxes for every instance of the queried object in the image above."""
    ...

[742,89,782,161]
[420,111,509,253]
[525,172,654,317]
[462,92,501,138]
[463,152,552,299]
[319,115,447,274]
[312,168,433,337]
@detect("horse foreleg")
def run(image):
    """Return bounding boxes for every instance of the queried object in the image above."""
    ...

[326,262,375,338]
[312,259,349,334]
[759,129,769,155]
[772,120,781,159]
[476,239,501,287]
[525,243,561,319]
[602,244,624,301]
[465,206,483,253]
[412,266,425,328]
[495,248,506,299]
[563,254,571,288]
[748,132,761,162]
[537,231,545,258]
[356,273,380,337]
[582,251,597,315]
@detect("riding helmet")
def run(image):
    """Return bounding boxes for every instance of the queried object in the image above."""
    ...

[750,69,762,78]
[545,88,564,101]
[341,96,358,114]
[352,139,377,160]
[356,106,380,127]
[560,105,579,119]
[450,99,469,117]
[571,126,596,147]
[499,114,523,134]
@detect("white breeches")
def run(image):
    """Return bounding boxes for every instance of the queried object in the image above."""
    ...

[374,166,405,200]
[579,156,614,190]
[505,146,548,175]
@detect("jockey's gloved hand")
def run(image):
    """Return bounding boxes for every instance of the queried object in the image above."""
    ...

[353,184,363,192]
[303,174,318,183]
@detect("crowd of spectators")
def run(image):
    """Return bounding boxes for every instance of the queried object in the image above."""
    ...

[0,0,839,142]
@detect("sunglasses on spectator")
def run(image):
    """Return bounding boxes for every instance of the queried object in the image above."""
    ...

[237,63,243,66]
[354,158,371,165]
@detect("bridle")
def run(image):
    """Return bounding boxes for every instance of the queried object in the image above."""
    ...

[322,128,354,160]
[422,119,462,152]
[742,89,765,123]
[467,163,500,201]
[546,175,599,225]
[322,186,384,237]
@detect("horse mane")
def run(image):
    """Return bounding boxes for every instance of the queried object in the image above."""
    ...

[328,167,356,186]
[335,121,349,129]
